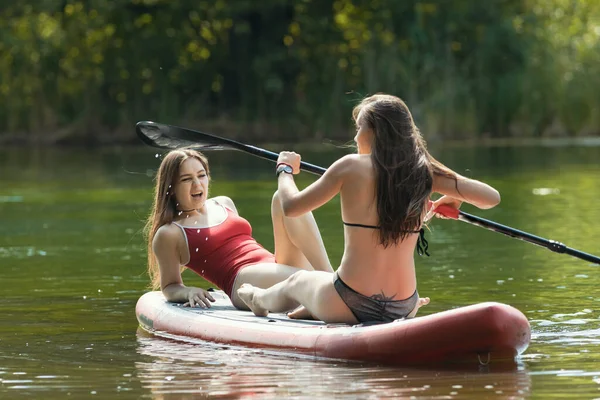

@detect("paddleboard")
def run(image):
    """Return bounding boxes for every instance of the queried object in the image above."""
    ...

[136,290,530,367]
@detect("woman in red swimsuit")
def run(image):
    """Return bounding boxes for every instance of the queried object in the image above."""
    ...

[145,148,333,310]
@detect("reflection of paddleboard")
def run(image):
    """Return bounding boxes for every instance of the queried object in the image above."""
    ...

[136,290,530,367]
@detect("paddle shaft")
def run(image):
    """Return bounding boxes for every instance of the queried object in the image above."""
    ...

[233,144,327,176]
[137,121,600,265]
[436,205,600,264]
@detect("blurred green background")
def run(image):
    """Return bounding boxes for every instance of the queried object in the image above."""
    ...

[1,0,599,144]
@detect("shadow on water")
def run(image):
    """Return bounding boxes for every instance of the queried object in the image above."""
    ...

[135,329,532,399]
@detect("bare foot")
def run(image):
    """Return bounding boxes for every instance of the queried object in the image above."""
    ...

[287,305,315,320]
[407,296,431,318]
[237,283,269,317]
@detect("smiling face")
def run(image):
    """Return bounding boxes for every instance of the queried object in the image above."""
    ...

[354,108,374,154]
[173,157,209,212]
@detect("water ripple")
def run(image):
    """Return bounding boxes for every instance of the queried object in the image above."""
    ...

[133,333,532,399]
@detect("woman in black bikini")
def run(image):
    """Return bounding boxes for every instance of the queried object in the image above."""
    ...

[238,93,501,324]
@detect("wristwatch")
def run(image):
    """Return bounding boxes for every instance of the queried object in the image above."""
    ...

[276,164,294,177]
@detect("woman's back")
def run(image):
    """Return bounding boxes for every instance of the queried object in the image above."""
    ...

[237,93,500,323]
[337,154,419,300]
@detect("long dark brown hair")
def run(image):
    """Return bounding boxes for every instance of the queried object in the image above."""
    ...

[144,148,210,289]
[353,94,458,247]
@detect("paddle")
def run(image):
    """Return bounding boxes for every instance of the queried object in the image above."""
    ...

[136,121,326,175]
[136,121,600,265]
[434,205,599,264]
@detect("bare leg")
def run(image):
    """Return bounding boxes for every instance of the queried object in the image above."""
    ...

[238,271,358,324]
[230,191,332,310]
[231,263,303,309]
[271,191,332,272]
[287,305,314,320]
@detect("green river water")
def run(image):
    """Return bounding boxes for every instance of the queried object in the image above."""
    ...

[0,144,599,399]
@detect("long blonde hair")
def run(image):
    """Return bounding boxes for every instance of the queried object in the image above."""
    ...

[353,94,458,247]
[144,148,210,289]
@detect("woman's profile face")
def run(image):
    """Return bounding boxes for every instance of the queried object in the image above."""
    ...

[354,109,374,154]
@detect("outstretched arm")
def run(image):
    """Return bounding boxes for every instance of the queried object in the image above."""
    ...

[432,173,500,210]
[153,226,215,308]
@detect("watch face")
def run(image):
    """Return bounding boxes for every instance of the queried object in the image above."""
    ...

[277,164,293,176]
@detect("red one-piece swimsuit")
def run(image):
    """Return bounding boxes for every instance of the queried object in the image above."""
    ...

[172,204,276,297]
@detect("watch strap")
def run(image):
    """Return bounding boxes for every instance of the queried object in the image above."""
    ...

[276,163,293,177]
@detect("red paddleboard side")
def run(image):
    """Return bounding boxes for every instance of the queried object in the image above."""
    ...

[136,292,323,353]
[136,292,530,367]
[313,302,531,365]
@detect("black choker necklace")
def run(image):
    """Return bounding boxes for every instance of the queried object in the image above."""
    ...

[177,208,197,213]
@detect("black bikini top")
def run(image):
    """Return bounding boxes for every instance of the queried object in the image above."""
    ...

[343,221,430,256]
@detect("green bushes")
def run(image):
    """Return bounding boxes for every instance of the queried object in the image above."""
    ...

[0,0,598,142]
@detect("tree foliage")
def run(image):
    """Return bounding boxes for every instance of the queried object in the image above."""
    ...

[0,0,598,142]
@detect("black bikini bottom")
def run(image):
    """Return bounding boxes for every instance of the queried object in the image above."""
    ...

[333,271,419,324]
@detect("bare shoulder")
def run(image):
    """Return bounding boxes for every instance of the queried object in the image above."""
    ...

[334,153,372,177]
[329,154,363,174]
[153,223,182,250]
[211,195,238,214]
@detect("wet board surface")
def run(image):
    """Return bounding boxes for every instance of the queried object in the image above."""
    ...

[168,290,329,327]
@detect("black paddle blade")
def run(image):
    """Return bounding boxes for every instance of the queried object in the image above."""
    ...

[136,121,242,151]
[135,120,327,175]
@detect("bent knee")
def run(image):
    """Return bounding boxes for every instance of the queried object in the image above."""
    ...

[286,270,334,296]
[287,269,311,288]
[272,190,281,203]
[271,190,283,212]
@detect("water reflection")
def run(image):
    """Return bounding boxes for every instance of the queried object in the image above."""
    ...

[1,145,599,398]
[135,330,532,399]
